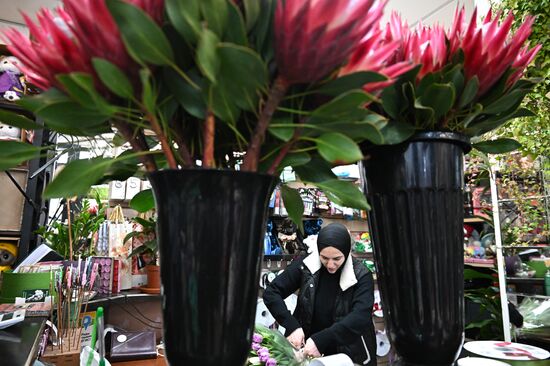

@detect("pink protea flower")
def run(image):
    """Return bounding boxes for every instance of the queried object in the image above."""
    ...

[339,18,414,93]
[274,0,386,85]
[3,0,164,91]
[448,7,541,97]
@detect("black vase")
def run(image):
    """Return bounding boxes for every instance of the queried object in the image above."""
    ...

[360,132,471,366]
[149,169,276,366]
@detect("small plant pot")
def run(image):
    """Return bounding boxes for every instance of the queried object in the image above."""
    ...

[141,265,160,294]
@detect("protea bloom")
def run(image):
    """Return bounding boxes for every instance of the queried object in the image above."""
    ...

[3,0,164,91]
[448,7,541,97]
[274,0,386,85]
[339,15,415,93]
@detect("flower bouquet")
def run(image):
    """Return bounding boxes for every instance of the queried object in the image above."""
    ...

[249,325,306,366]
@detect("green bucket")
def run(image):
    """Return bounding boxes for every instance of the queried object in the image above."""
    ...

[0,271,53,304]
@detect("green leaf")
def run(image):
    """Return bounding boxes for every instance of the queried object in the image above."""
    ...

[0,141,45,170]
[482,89,530,115]
[315,72,387,96]
[459,76,479,108]
[279,152,311,169]
[465,107,535,137]
[0,109,42,130]
[130,189,155,212]
[379,120,415,145]
[294,156,337,183]
[17,89,69,114]
[473,138,522,154]
[226,2,248,46]
[281,185,304,232]
[165,0,201,44]
[381,65,421,120]
[92,58,134,99]
[208,43,268,121]
[56,73,116,115]
[44,158,116,198]
[243,0,261,31]
[268,118,294,142]
[442,64,465,96]
[107,0,174,65]
[315,180,370,210]
[217,43,267,111]
[140,69,156,112]
[200,0,228,37]
[462,103,484,128]
[163,68,206,119]
[315,133,363,164]
[197,29,220,83]
[417,83,455,120]
[464,269,495,281]
[310,90,371,124]
[37,102,112,136]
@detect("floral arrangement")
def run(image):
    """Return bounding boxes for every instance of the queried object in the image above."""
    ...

[346,8,541,152]
[0,0,540,221]
[249,325,306,366]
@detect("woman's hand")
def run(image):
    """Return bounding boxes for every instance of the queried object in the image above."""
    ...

[286,328,305,349]
[303,338,321,357]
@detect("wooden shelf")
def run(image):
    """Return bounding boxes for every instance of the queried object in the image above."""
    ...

[464,258,495,268]
[464,217,488,224]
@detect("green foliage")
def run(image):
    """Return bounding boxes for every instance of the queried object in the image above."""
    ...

[493,0,550,159]
[36,197,107,259]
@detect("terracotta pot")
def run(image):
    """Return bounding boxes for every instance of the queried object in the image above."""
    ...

[145,264,161,292]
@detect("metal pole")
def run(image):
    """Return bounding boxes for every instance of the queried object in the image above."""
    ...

[489,164,511,342]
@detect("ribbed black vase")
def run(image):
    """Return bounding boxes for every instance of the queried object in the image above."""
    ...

[361,132,471,366]
[148,170,276,366]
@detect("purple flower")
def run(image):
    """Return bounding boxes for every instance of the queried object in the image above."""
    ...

[252,333,263,344]
[259,353,270,362]
[266,358,277,366]
[258,347,269,355]
[252,342,261,351]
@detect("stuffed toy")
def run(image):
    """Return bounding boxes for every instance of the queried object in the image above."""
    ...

[0,242,18,272]
[0,56,26,101]
[0,122,21,141]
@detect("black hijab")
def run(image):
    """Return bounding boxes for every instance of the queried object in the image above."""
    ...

[317,223,351,256]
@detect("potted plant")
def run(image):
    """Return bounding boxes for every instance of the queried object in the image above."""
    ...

[36,196,107,259]
[124,216,160,294]
[344,8,541,365]
[0,1,413,364]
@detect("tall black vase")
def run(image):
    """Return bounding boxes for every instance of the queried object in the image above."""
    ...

[360,132,471,366]
[149,170,276,366]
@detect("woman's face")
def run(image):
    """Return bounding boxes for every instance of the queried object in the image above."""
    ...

[319,246,346,274]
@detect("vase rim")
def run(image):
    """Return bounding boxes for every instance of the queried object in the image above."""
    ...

[409,131,471,153]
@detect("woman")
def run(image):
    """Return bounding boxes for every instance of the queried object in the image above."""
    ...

[263,223,376,365]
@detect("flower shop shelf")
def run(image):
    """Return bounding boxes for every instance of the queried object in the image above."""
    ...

[506,277,545,285]
[464,217,487,224]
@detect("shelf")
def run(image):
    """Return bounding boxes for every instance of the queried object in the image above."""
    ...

[464,258,495,268]
[464,217,488,224]
[352,252,373,259]
[264,254,305,261]
[506,277,545,284]
[508,292,550,300]
[502,245,550,249]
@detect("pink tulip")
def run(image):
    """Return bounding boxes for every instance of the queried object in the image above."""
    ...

[449,7,540,97]
[3,0,164,91]
[274,0,385,85]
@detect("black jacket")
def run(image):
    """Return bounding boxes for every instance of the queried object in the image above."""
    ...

[263,253,376,365]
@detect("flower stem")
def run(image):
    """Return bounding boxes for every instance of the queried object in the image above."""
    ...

[170,117,194,168]
[242,76,290,172]
[267,120,304,175]
[113,121,157,172]
[146,112,178,169]
[203,110,215,168]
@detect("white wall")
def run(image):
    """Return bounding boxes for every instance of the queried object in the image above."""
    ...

[0,0,61,38]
